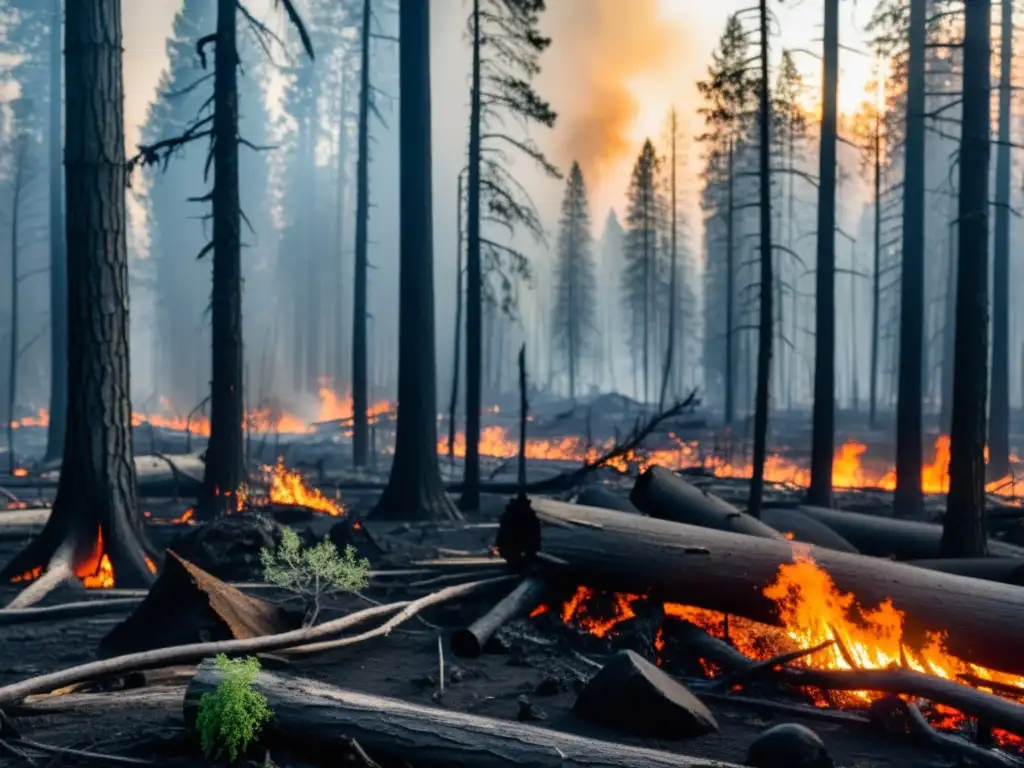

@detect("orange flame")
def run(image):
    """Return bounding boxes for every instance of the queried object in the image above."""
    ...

[549,552,1024,740]
[11,467,28,477]
[265,459,345,517]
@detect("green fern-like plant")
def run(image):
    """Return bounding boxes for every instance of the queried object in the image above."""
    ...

[260,527,371,625]
[196,654,273,763]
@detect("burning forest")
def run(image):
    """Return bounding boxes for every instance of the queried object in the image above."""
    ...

[2,0,1024,766]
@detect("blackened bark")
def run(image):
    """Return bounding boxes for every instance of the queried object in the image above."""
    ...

[658,110,678,412]
[893,0,926,518]
[747,0,772,520]
[45,0,68,464]
[989,0,1012,480]
[461,0,483,511]
[869,106,880,429]
[333,65,349,391]
[447,174,464,462]
[369,0,458,522]
[725,140,735,426]
[942,0,991,558]
[807,0,838,507]
[8,141,23,473]
[351,0,372,469]
[199,0,245,519]
[0,0,157,588]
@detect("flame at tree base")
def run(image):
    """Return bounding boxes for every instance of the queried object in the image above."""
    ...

[9,528,157,589]
[533,549,1024,746]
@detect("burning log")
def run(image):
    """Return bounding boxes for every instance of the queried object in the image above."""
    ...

[497,496,1024,676]
[451,577,547,658]
[796,505,1024,560]
[630,467,786,540]
[668,620,1024,742]
[183,658,741,767]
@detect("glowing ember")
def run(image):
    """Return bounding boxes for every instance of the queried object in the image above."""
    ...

[544,551,1024,739]
[265,459,345,516]
[11,467,28,477]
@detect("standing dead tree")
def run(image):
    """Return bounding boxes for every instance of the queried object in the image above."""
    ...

[129,0,313,519]
[0,0,159,592]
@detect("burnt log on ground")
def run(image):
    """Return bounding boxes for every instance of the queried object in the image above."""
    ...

[796,505,1024,560]
[451,577,547,658]
[574,486,641,514]
[15,454,206,497]
[760,508,859,553]
[630,467,785,540]
[671,620,1024,741]
[495,496,1024,676]
[906,558,1024,586]
[183,659,740,767]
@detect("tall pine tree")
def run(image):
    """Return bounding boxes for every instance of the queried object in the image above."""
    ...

[552,161,596,399]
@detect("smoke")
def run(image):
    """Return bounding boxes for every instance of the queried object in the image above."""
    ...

[538,0,697,188]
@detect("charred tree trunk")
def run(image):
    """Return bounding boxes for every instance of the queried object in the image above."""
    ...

[659,111,678,413]
[943,0,992,558]
[725,140,735,426]
[369,0,458,522]
[0,0,157,588]
[44,0,68,464]
[8,139,24,474]
[869,105,881,430]
[448,173,464,463]
[747,1,773,520]
[894,0,926,518]
[351,0,372,468]
[989,0,1013,480]
[199,0,245,520]
[940,213,957,434]
[807,0,838,507]
[332,61,349,391]
[461,0,483,511]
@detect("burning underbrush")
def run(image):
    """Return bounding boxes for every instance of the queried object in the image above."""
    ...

[529,551,1024,749]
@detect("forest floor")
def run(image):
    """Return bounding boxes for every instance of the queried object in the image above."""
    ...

[0,482,997,768]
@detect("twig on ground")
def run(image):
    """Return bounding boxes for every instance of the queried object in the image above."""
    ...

[347,738,381,768]
[711,639,836,692]
[0,575,515,705]
[437,636,445,696]
[11,738,155,765]
[284,578,514,655]
[0,597,142,626]
[901,699,1023,768]
[405,570,498,590]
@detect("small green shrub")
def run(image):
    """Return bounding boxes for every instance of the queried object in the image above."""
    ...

[260,527,371,625]
[196,654,273,763]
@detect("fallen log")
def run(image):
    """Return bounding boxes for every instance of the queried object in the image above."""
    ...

[11,454,205,497]
[760,508,859,552]
[630,467,785,540]
[574,486,640,514]
[496,496,1024,676]
[183,659,739,768]
[671,620,1024,741]
[451,577,547,658]
[796,505,1024,560]
[907,558,1024,586]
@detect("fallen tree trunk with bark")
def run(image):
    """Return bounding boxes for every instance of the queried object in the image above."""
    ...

[183,658,740,768]
[451,576,547,658]
[796,505,1024,560]
[906,558,1024,586]
[12,454,205,497]
[630,467,785,539]
[496,496,1024,676]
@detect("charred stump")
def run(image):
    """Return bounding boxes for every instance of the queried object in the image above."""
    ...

[99,551,299,657]
[0,0,157,590]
